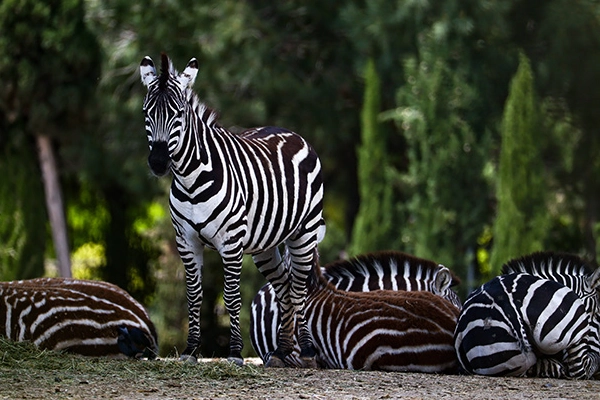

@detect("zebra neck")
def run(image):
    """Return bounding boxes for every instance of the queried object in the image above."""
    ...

[170,99,229,183]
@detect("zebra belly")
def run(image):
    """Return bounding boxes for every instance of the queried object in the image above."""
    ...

[170,193,306,255]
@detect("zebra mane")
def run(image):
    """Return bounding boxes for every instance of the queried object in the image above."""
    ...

[501,251,596,277]
[187,91,220,127]
[159,52,174,90]
[153,53,221,127]
[324,251,461,287]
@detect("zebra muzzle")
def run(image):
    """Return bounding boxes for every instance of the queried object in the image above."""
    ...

[148,141,171,176]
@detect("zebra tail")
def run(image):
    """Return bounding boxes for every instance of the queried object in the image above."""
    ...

[306,248,328,295]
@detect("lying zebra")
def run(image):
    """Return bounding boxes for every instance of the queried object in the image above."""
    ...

[0,278,158,358]
[454,252,600,379]
[250,251,461,370]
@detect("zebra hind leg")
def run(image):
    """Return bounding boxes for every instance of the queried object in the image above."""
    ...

[253,248,295,368]
[286,242,318,368]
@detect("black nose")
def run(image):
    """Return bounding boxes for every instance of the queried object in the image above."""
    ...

[148,141,171,176]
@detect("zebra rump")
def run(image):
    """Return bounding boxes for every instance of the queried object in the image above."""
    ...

[305,258,460,372]
[250,250,462,367]
[454,252,600,379]
[0,278,158,358]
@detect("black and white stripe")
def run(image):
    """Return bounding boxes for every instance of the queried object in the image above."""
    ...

[140,54,325,366]
[302,252,459,371]
[250,250,462,367]
[0,278,158,358]
[454,252,600,379]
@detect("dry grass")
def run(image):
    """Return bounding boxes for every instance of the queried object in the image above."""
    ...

[2,338,600,400]
[0,337,269,399]
[0,337,264,380]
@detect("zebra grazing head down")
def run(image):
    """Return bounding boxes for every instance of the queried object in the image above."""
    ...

[250,250,462,368]
[139,54,325,367]
[454,252,600,379]
[0,278,158,358]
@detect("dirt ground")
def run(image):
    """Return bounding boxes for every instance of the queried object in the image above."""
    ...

[2,358,600,400]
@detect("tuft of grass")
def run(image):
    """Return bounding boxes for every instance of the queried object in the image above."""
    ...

[0,337,265,381]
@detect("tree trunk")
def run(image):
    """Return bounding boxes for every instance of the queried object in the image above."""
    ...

[36,134,72,277]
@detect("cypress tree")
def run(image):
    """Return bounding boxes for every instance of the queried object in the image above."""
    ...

[389,36,491,296]
[349,58,394,255]
[490,52,547,273]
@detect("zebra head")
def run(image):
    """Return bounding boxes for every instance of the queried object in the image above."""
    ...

[139,53,198,176]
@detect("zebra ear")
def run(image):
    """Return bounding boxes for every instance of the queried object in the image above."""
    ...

[433,266,453,295]
[176,58,199,90]
[140,56,157,87]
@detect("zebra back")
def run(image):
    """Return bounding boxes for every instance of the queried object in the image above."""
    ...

[323,251,462,308]
[0,278,158,358]
[501,251,600,313]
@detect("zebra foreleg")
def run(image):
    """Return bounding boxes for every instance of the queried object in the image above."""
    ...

[562,340,600,379]
[222,249,245,366]
[178,243,204,363]
[526,357,566,378]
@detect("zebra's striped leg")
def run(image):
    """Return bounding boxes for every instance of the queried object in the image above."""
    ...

[286,239,318,368]
[177,241,204,363]
[253,248,294,367]
[221,248,245,366]
[562,340,600,379]
[526,357,566,378]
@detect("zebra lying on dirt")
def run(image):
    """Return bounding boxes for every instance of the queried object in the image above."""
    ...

[454,252,600,379]
[251,251,461,371]
[0,278,158,358]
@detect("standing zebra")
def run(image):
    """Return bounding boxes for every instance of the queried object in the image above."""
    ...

[454,252,600,379]
[250,250,462,367]
[0,278,158,358]
[139,54,325,367]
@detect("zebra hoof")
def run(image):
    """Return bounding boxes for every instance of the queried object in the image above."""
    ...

[265,355,286,368]
[227,356,244,366]
[180,354,198,364]
[300,356,317,369]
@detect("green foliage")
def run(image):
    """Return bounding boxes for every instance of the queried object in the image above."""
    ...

[0,0,101,280]
[490,52,547,273]
[0,0,101,136]
[0,138,46,280]
[349,59,394,255]
[386,32,492,292]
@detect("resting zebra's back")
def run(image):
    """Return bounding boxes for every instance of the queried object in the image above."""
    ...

[0,278,158,358]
